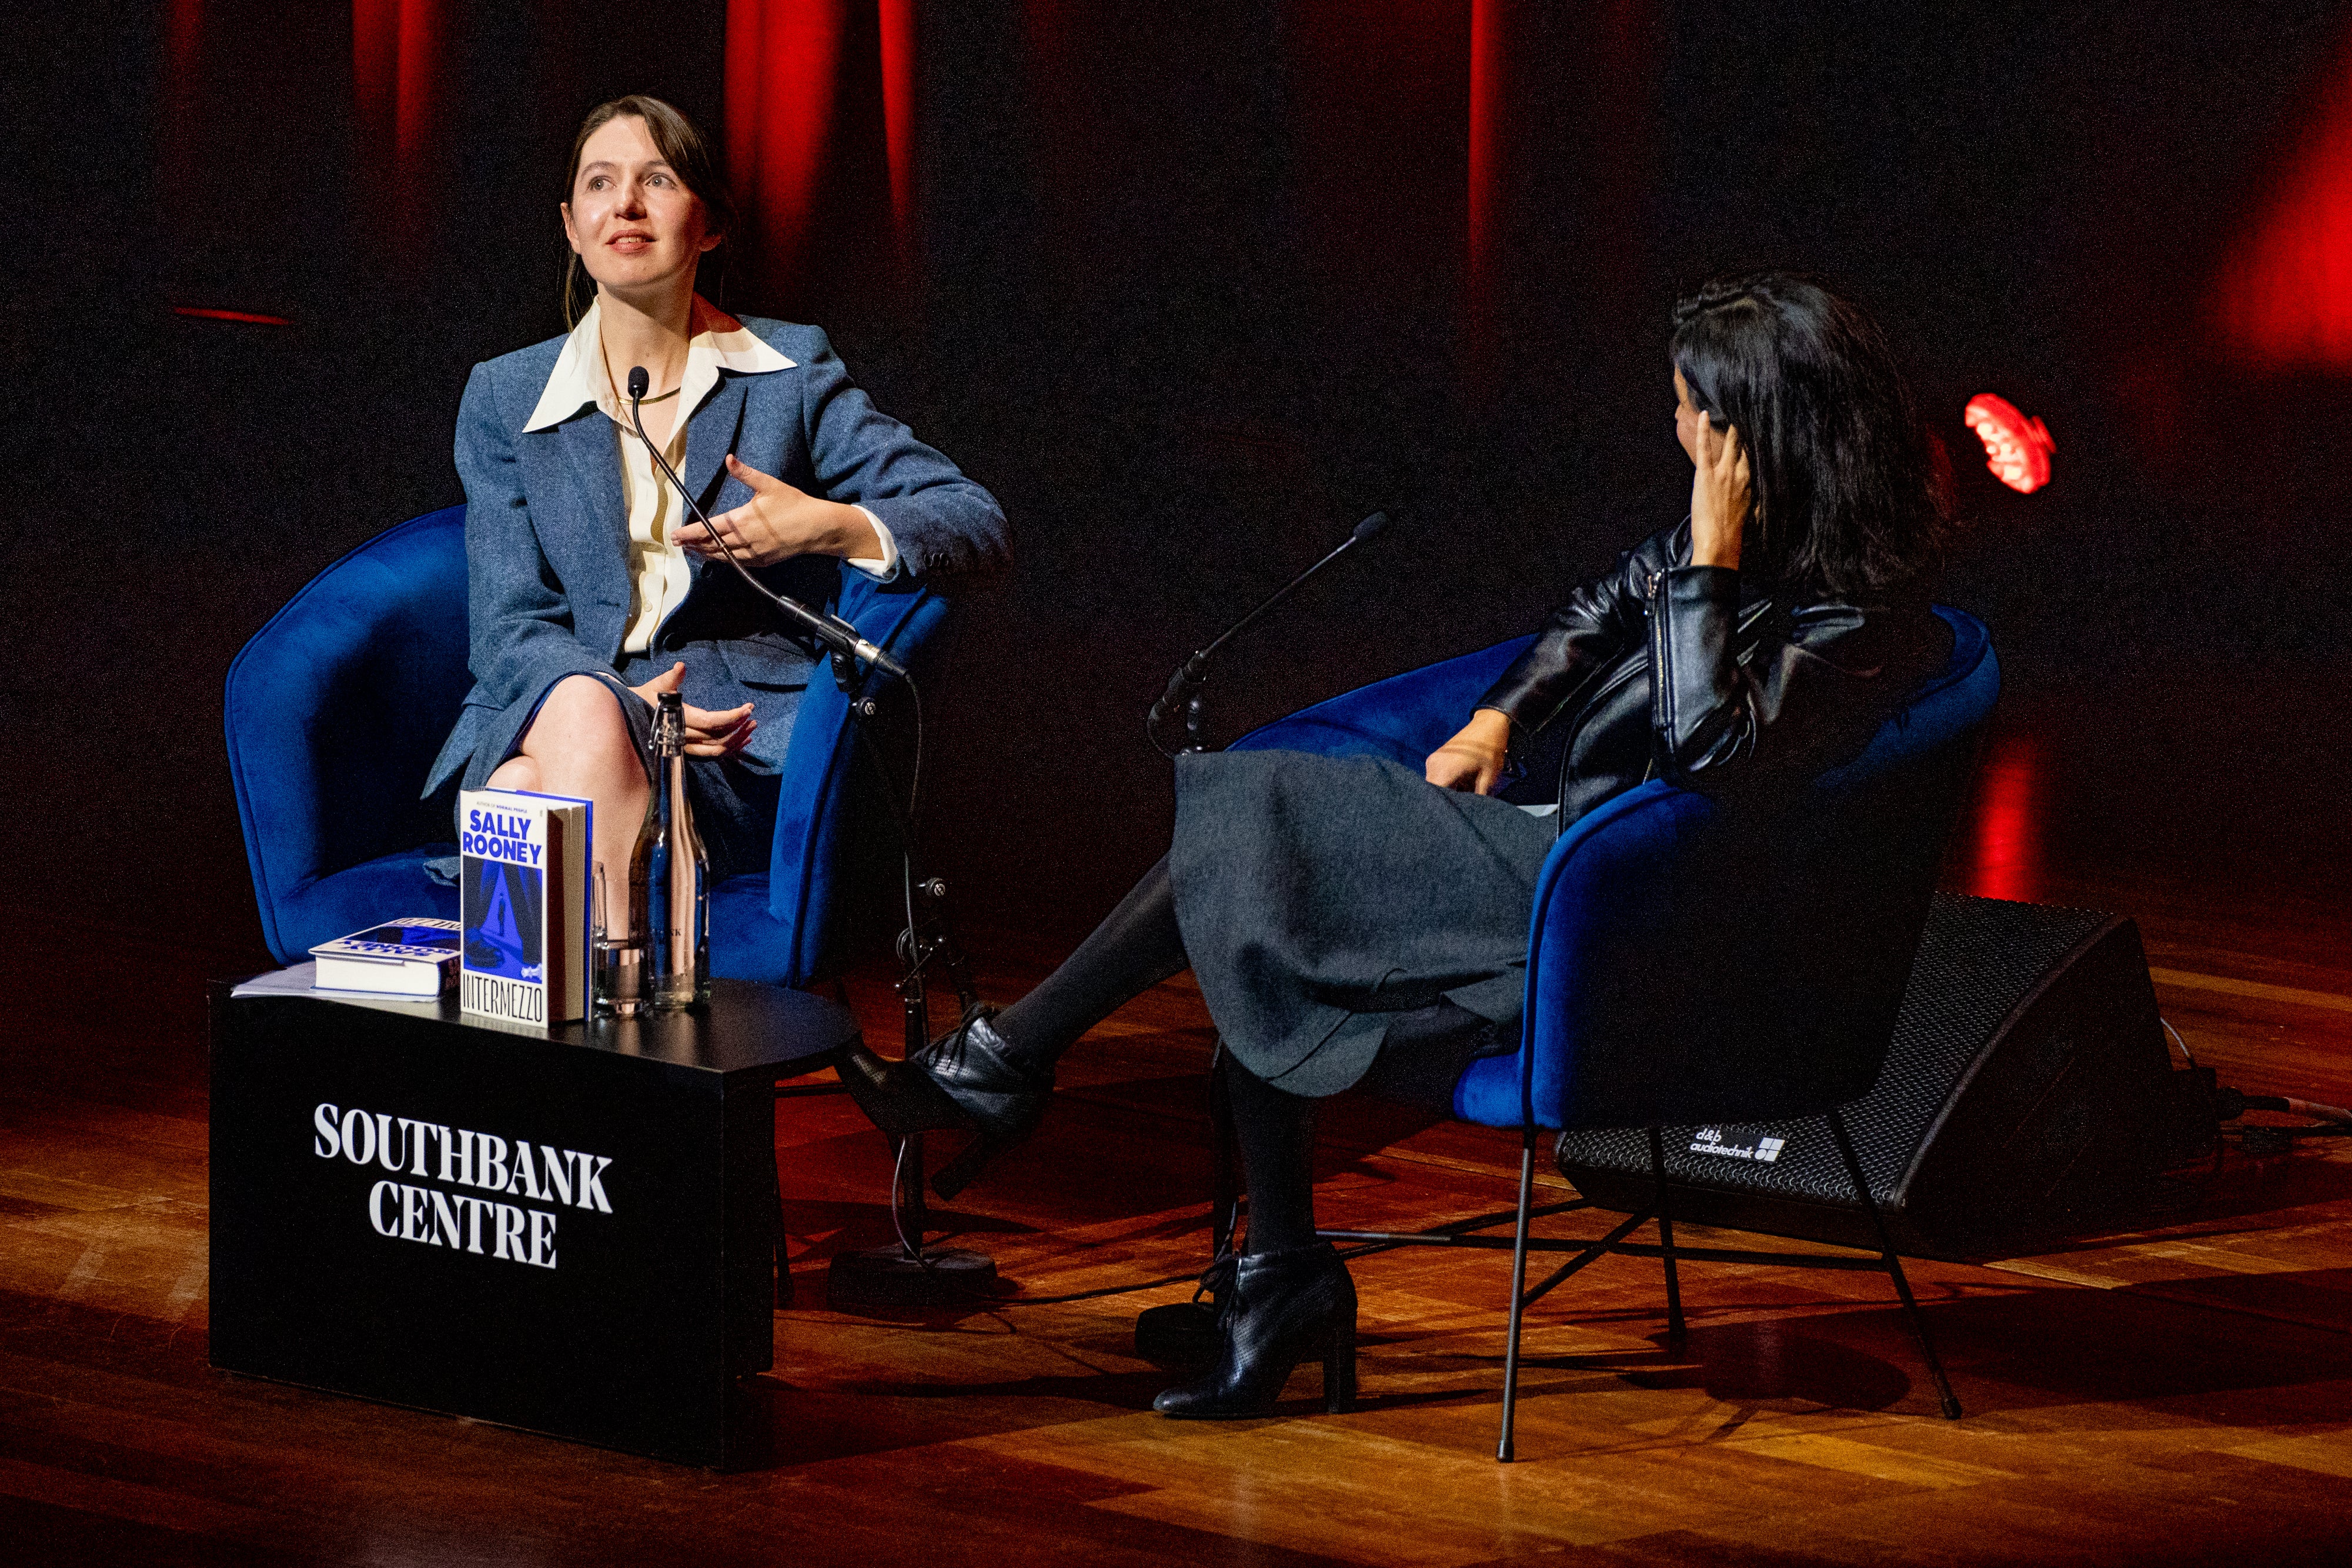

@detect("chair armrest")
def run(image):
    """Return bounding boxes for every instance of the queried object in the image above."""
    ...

[1228,634,1537,765]
[761,574,951,982]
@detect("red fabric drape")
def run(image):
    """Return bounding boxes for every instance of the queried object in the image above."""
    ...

[161,0,206,243]
[878,0,919,232]
[352,0,447,263]
[1017,2,1651,400]
[724,0,913,316]
[2212,32,2352,367]
[1288,0,1475,325]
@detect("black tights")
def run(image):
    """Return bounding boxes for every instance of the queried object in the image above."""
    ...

[988,855,1492,1257]
[989,855,1188,1072]
[987,855,1324,1253]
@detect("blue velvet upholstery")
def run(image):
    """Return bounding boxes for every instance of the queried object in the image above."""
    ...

[1221,611,1996,1450]
[1228,635,1537,765]
[1455,606,1999,1131]
[1213,609,1996,1132]
[226,507,943,985]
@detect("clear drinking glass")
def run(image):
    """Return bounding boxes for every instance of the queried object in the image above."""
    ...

[592,861,646,1018]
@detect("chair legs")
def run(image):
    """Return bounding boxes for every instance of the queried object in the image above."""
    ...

[1826,1108,1962,1420]
[1646,1128,1686,1348]
[1497,1126,1539,1462]
[1491,1111,1960,1459]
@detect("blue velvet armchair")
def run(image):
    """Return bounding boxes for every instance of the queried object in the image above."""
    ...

[1229,607,1999,1455]
[225,504,944,985]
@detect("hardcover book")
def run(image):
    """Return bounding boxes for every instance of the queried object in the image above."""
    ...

[457,788,592,1025]
[309,918,463,997]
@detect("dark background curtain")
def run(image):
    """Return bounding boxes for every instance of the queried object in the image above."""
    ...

[10,0,2351,948]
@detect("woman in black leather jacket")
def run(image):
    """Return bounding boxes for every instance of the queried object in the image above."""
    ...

[846,270,1953,1419]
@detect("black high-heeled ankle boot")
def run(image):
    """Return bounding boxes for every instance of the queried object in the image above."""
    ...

[1152,1242,1358,1419]
[912,1010,1054,1199]
[834,1011,1054,1199]
[833,1039,974,1137]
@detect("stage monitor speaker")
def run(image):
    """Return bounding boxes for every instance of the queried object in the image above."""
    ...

[1552,892,2180,1261]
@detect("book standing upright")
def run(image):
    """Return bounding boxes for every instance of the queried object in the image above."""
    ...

[457,788,592,1025]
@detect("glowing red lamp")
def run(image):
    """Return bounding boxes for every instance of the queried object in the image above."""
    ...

[1963,394,2054,494]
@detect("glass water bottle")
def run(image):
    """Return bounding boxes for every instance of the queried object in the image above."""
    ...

[645,690,711,1009]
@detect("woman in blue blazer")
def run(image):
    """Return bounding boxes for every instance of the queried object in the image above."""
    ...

[424,95,1007,933]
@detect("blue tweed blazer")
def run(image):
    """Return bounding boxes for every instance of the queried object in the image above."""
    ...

[423,319,1007,796]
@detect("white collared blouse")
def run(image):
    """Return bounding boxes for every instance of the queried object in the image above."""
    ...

[520,297,897,654]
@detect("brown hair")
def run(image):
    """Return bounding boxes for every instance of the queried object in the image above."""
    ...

[561,95,739,326]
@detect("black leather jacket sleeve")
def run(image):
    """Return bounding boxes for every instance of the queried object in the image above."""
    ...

[1476,521,1688,741]
[1651,563,1950,807]
[1479,519,1947,811]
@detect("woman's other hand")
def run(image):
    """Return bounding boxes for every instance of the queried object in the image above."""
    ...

[673,454,883,566]
[1425,710,1514,794]
[1689,417,1752,570]
[626,661,757,757]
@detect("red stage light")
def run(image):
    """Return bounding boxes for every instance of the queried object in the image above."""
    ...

[1963,393,2054,494]
[172,306,294,326]
[1960,731,2043,904]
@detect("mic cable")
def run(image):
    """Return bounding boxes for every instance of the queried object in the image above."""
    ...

[624,363,927,825]
[624,364,907,680]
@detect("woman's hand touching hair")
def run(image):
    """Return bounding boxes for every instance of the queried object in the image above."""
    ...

[626,661,757,757]
[1689,416,1752,571]
[1424,709,1514,794]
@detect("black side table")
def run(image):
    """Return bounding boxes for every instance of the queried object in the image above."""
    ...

[209,975,857,1468]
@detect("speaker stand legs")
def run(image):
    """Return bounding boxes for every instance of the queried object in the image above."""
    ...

[1646,1127,1686,1348]
[1826,1108,1962,1420]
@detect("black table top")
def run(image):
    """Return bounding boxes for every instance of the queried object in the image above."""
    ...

[219,973,859,1079]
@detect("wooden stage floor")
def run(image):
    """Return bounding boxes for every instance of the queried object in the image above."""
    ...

[8,745,2352,1563]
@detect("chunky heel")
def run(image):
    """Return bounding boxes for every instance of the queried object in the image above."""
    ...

[1153,1243,1360,1420]
[1322,1316,1358,1412]
[929,1131,1005,1201]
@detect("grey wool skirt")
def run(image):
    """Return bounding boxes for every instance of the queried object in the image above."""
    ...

[1168,748,1558,1099]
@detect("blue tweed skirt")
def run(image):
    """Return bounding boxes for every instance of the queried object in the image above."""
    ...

[452,655,789,886]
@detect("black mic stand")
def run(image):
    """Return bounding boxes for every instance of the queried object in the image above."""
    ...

[821,657,1000,1309]
[1132,509,1392,1366]
[623,371,994,1309]
[1147,511,1389,757]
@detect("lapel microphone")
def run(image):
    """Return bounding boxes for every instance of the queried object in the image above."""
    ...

[624,364,908,680]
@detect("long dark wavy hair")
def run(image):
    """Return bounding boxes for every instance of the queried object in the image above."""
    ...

[561,95,739,327]
[1670,272,1948,597]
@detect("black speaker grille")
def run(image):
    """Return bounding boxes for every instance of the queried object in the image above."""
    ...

[1847,894,2116,1195]
[1555,894,2117,1207]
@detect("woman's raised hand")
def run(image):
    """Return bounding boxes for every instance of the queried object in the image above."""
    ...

[1689,417,1752,571]
[671,454,883,567]
[626,661,757,758]
[1424,709,1514,794]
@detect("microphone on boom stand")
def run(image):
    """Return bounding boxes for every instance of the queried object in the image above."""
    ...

[623,365,907,683]
[626,366,988,1308]
[1147,510,1391,757]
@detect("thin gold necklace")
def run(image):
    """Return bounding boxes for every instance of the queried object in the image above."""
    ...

[604,357,683,406]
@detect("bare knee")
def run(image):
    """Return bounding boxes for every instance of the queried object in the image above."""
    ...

[520,676,637,771]
[486,755,540,791]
